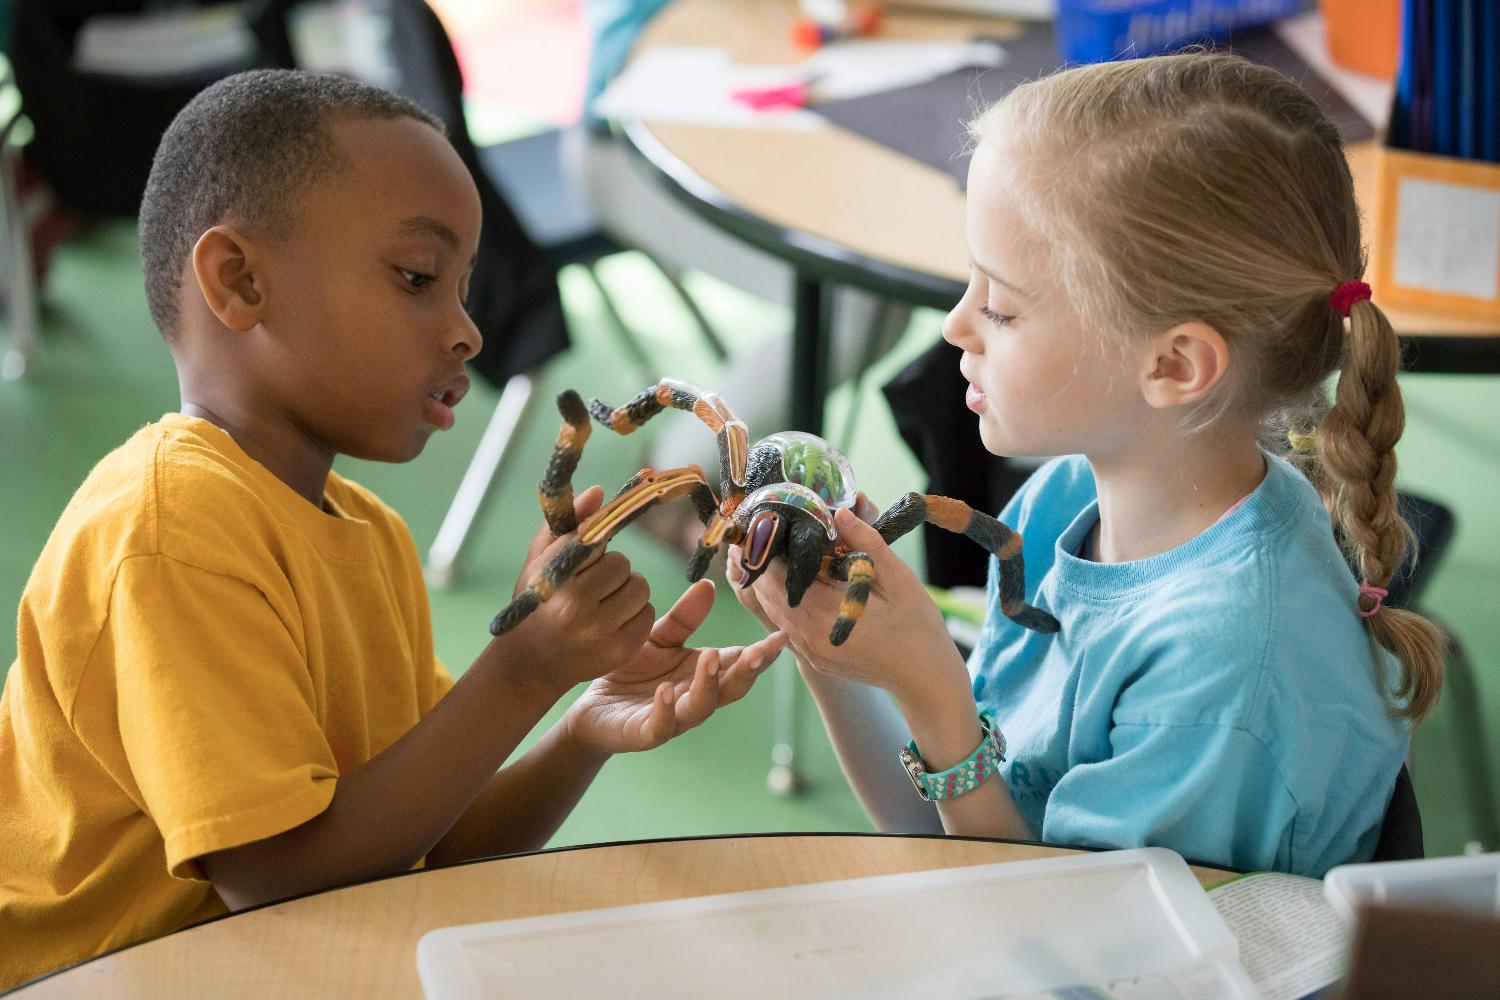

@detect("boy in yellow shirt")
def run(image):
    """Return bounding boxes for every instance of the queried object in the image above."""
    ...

[0,69,786,989]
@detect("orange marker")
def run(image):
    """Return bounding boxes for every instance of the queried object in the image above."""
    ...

[790,3,884,50]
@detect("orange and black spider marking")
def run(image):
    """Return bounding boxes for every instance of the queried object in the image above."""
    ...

[824,552,876,646]
[492,466,720,637]
[537,390,593,536]
[874,493,1058,634]
[590,379,751,496]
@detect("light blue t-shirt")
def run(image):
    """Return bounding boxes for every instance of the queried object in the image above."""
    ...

[968,454,1408,877]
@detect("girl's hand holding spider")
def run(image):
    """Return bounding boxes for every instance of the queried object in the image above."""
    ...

[731,501,974,727]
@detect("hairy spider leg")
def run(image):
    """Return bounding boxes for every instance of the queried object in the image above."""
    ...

[538,389,592,537]
[488,538,599,636]
[873,494,1060,634]
[490,466,719,637]
[587,378,751,508]
[821,551,876,646]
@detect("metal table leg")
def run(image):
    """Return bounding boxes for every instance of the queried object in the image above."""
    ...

[768,274,831,795]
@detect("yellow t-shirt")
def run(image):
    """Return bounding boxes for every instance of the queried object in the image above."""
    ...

[0,414,453,989]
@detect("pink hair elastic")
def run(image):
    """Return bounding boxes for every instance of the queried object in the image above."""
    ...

[1358,582,1388,618]
[1330,280,1372,317]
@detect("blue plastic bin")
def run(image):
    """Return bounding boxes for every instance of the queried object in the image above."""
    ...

[1055,0,1304,64]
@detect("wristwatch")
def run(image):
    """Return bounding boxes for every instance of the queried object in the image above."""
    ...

[898,711,1006,802]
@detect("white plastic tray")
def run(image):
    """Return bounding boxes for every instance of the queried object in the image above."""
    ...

[1323,851,1500,924]
[417,846,1260,1000]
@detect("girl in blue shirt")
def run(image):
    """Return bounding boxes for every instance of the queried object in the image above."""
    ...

[731,52,1444,876]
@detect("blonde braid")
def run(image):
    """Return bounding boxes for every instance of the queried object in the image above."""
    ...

[1316,296,1445,721]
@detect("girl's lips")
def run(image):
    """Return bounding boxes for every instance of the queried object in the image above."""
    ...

[965,383,987,413]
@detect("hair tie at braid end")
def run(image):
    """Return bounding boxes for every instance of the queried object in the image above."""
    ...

[1287,430,1317,454]
[1358,582,1388,618]
[1330,280,1372,317]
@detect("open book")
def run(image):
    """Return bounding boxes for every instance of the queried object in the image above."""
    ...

[1208,872,1349,1000]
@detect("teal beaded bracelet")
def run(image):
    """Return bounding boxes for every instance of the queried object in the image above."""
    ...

[898,712,1007,802]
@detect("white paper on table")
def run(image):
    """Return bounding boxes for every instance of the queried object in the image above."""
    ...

[596,40,1007,128]
[900,0,1055,19]
[810,38,1008,100]
[1210,873,1350,1000]
[595,47,824,130]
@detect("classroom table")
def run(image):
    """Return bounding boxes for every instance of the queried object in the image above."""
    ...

[6,833,1234,999]
[623,0,1500,442]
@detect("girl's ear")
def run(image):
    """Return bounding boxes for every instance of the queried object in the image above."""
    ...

[190,225,266,333]
[1139,321,1230,409]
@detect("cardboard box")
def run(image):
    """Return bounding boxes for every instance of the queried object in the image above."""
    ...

[1368,142,1500,323]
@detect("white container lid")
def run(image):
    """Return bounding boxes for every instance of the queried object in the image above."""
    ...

[417,846,1258,1000]
[1323,851,1500,925]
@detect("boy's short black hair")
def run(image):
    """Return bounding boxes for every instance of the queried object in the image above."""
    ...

[139,69,444,339]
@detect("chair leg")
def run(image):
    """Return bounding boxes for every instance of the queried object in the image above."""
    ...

[580,262,655,379]
[767,652,804,796]
[836,298,911,453]
[1,141,39,381]
[425,372,539,588]
[1434,617,1500,852]
[642,252,730,364]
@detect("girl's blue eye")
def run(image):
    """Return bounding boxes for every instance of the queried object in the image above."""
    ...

[979,305,1014,327]
[399,269,435,290]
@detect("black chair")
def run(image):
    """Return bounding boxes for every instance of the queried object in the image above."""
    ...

[1373,763,1424,861]
[1378,493,1498,855]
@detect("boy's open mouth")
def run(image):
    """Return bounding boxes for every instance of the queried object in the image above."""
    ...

[423,375,470,430]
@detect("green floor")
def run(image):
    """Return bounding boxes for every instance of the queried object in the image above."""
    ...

[3,220,1497,857]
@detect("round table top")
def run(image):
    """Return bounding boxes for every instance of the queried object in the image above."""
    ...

[11,833,1234,999]
[630,0,1500,340]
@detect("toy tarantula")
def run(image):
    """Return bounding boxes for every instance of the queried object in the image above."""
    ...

[490,378,1059,645]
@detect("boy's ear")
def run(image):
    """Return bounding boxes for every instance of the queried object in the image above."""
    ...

[190,226,266,333]
[1139,321,1230,409]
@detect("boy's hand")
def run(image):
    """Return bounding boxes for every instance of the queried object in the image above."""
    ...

[737,502,966,714]
[563,579,788,753]
[498,486,655,690]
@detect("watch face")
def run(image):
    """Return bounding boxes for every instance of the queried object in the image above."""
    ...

[897,746,931,800]
[988,726,1007,764]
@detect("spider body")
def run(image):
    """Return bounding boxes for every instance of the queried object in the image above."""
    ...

[489,378,1059,645]
[725,432,858,610]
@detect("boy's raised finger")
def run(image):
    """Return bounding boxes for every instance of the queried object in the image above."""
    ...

[640,681,677,749]
[674,649,723,731]
[717,633,784,704]
[649,579,715,648]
